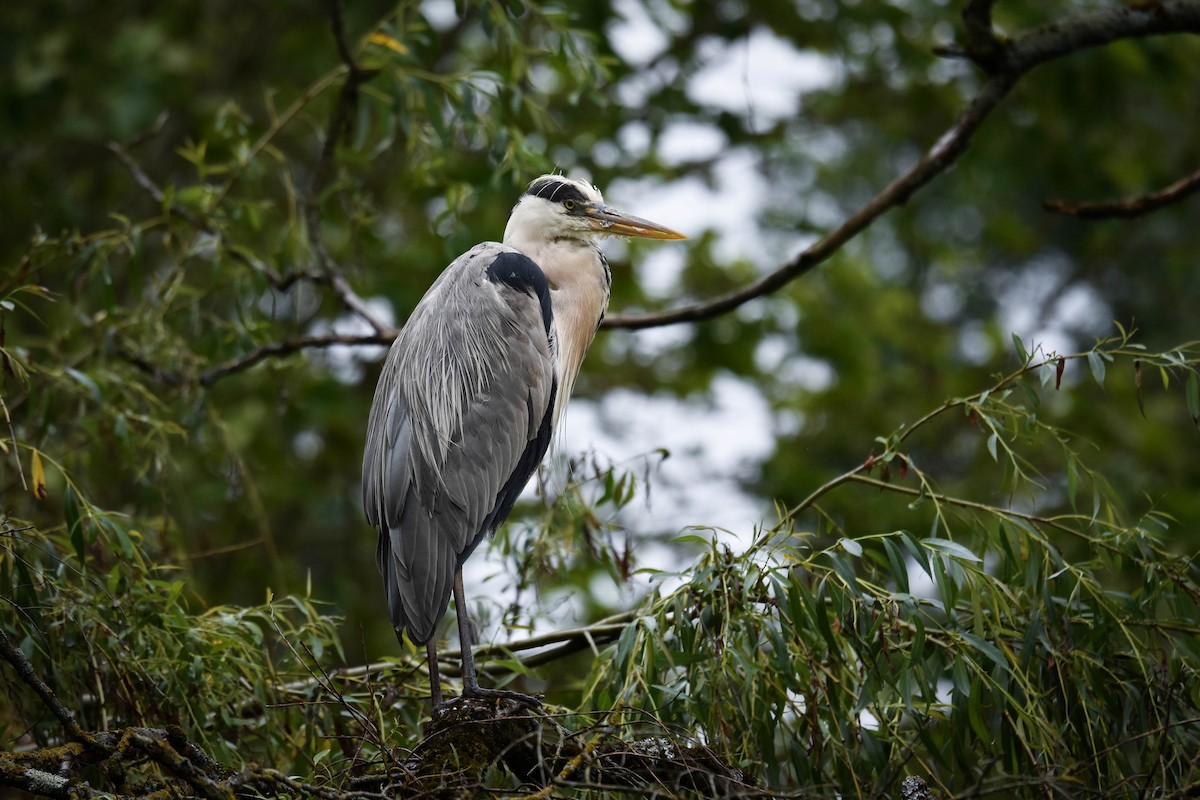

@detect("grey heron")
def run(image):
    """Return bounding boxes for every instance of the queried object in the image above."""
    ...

[362,175,685,707]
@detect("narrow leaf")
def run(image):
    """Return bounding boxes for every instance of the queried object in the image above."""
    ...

[1087,350,1106,387]
[962,632,1011,674]
[924,537,982,563]
[1011,332,1027,363]
[1065,451,1079,509]
[838,537,863,557]
[882,537,909,594]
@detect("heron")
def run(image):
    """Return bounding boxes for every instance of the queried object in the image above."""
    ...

[362,175,685,707]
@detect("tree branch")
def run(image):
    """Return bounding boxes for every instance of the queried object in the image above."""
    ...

[1044,165,1200,219]
[197,332,392,387]
[603,0,1200,330]
[603,73,1016,330]
[121,333,393,387]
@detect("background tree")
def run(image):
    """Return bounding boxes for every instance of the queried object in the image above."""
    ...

[3,0,1199,797]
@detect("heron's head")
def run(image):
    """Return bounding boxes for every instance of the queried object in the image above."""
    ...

[504,175,686,245]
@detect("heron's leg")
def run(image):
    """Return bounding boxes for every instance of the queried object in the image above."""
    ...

[450,567,541,707]
[454,567,482,692]
[426,639,443,707]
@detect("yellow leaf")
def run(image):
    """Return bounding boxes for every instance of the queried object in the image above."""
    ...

[30,450,47,500]
[265,587,274,604]
[367,31,408,54]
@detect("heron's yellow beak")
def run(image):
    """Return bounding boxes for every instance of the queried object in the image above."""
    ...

[586,204,687,240]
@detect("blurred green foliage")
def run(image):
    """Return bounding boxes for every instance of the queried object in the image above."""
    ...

[3,0,1200,797]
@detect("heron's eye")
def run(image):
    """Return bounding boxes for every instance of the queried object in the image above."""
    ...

[563,200,576,211]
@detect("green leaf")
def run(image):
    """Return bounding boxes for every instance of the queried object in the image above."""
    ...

[838,537,863,557]
[1087,350,1106,387]
[1011,332,1027,362]
[882,537,910,594]
[962,631,1011,675]
[1065,451,1079,509]
[924,537,982,563]
[813,579,838,652]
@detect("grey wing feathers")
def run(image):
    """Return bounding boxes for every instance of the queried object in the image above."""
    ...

[362,243,557,645]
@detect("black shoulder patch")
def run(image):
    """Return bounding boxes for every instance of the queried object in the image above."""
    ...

[485,251,553,335]
[526,177,591,206]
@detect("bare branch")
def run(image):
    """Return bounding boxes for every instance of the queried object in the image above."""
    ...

[121,333,393,388]
[196,333,393,386]
[1045,165,1200,219]
[603,1,1200,330]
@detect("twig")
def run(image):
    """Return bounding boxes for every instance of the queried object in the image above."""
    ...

[1045,165,1200,219]
[603,1,1200,330]
[106,142,198,224]
[0,394,27,490]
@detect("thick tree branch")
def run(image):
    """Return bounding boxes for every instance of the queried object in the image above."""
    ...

[1044,165,1200,219]
[603,0,1200,330]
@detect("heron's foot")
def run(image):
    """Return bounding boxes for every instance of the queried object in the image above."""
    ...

[435,686,542,713]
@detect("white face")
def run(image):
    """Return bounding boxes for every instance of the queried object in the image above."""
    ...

[504,177,606,243]
[503,175,686,245]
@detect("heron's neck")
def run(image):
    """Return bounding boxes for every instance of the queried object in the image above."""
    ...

[506,234,611,426]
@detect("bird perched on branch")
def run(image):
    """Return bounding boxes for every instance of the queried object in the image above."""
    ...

[362,175,685,707]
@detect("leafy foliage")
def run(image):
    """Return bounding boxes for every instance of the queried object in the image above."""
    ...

[587,340,1200,796]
